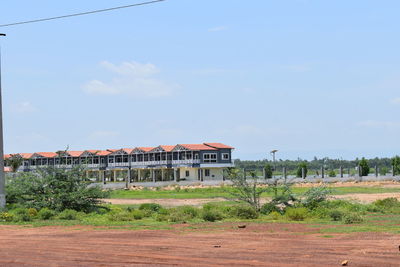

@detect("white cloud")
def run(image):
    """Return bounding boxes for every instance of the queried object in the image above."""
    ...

[208,26,227,32]
[390,97,400,104]
[11,101,37,113]
[357,120,400,128]
[83,61,176,98]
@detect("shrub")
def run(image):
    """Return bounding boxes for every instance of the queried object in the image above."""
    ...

[138,203,162,213]
[392,156,400,176]
[58,209,79,220]
[230,205,258,219]
[264,164,273,179]
[343,213,364,224]
[373,198,399,208]
[0,212,14,222]
[167,206,200,223]
[296,162,308,178]
[328,170,336,177]
[302,187,332,209]
[38,208,57,220]
[6,167,109,212]
[285,207,309,221]
[267,211,282,220]
[28,208,38,217]
[260,202,281,215]
[10,208,32,222]
[107,211,132,221]
[359,158,370,176]
[329,210,343,221]
[131,210,145,220]
[202,209,224,222]
[380,167,388,176]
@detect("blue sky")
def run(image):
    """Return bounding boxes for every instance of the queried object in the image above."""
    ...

[1,0,400,160]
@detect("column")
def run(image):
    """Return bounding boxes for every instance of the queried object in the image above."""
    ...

[173,168,177,182]
[321,167,324,178]
[152,169,155,183]
[161,168,165,181]
[138,169,141,182]
[339,166,343,178]
[126,168,131,188]
[113,170,117,182]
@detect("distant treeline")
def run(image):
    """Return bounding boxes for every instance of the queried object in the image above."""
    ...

[234,157,395,171]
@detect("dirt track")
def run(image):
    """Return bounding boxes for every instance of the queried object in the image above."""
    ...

[0,224,399,266]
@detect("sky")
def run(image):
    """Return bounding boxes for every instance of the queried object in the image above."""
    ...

[1,0,400,160]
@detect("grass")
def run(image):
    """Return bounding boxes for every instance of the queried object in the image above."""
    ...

[109,186,400,199]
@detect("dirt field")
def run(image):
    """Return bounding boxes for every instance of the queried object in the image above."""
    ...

[0,223,399,267]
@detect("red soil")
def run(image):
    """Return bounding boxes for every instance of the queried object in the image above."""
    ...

[0,223,399,266]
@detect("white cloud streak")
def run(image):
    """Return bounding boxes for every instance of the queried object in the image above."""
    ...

[83,61,176,98]
[11,101,37,113]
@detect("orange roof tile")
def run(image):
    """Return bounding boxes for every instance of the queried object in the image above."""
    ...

[4,167,11,172]
[4,154,11,159]
[97,150,111,156]
[137,147,154,152]
[19,153,33,159]
[36,152,57,158]
[160,145,175,152]
[123,148,135,154]
[180,144,217,151]
[204,143,235,149]
[67,151,84,157]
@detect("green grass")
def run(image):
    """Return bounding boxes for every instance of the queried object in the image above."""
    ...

[109,186,400,199]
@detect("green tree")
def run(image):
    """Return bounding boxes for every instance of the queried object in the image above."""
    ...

[227,169,269,211]
[6,166,109,212]
[264,164,273,179]
[296,162,308,178]
[392,156,400,176]
[359,157,370,176]
[6,154,24,173]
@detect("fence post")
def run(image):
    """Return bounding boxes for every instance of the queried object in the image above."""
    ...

[262,167,266,179]
[393,165,396,177]
[375,166,378,177]
[321,167,324,178]
[301,167,305,179]
[283,166,287,182]
[340,166,343,178]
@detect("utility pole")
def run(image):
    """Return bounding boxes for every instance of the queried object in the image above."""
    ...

[270,149,278,178]
[0,33,6,208]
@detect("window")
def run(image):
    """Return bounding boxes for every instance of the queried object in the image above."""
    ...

[185,170,190,177]
[222,153,230,160]
[203,153,217,163]
[205,169,210,177]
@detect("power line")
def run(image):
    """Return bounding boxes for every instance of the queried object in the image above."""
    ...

[0,0,165,28]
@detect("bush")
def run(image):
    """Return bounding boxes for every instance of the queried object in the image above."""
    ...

[285,207,309,221]
[373,198,400,208]
[260,202,281,215]
[138,203,162,213]
[264,164,273,179]
[28,208,38,217]
[0,212,14,222]
[58,209,79,220]
[328,170,336,177]
[329,210,343,221]
[10,208,31,222]
[296,162,308,178]
[202,209,224,222]
[230,205,258,219]
[107,210,132,221]
[359,158,370,176]
[392,156,400,176]
[131,210,145,220]
[267,211,282,220]
[302,187,332,209]
[38,208,57,220]
[6,167,109,212]
[343,212,364,224]
[167,206,200,222]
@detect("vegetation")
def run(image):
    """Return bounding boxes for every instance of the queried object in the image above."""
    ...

[264,164,273,178]
[392,156,400,175]
[6,167,109,212]
[296,162,308,178]
[5,154,24,173]
[359,157,370,176]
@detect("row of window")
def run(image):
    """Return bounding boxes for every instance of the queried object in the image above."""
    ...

[203,153,230,163]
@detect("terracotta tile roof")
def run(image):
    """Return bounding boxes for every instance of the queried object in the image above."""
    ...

[179,144,217,151]
[4,167,11,172]
[19,153,33,159]
[36,152,57,158]
[160,145,175,152]
[137,147,154,152]
[4,154,11,159]
[122,148,134,154]
[97,150,112,156]
[67,151,84,157]
[204,143,235,149]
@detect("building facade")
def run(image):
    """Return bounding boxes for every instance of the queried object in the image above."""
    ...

[4,143,234,183]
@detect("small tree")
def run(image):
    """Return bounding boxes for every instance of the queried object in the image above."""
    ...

[264,164,273,179]
[227,168,269,211]
[296,162,308,178]
[359,157,370,176]
[6,166,109,212]
[6,154,24,173]
[392,156,400,176]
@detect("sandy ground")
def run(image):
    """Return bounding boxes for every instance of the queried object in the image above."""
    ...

[0,224,399,267]
[105,192,400,206]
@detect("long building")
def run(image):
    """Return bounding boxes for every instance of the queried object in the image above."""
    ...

[4,143,234,183]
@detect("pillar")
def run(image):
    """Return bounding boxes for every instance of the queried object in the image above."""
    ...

[321,167,324,178]
[375,165,378,177]
[161,169,164,181]
[392,165,395,177]
[173,168,177,182]
[126,168,131,189]
[262,168,266,179]
[301,167,305,179]
[138,169,141,182]
[113,170,117,182]
[339,166,343,178]
[283,167,287,182]
[101,170,106,184]
[152,169,155,183]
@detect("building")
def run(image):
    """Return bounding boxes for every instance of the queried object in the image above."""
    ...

[4,143,234,183]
